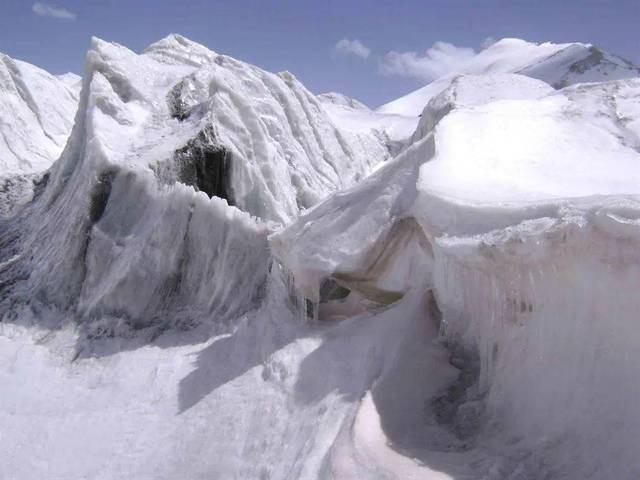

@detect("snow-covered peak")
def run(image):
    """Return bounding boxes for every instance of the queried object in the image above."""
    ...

[378,38,639,116]
[0,52,79,176]
[518,43,640,88]
[475,37,573,71]
[142,33,217,67]
[56,72,82,92]
[317,91,370,111]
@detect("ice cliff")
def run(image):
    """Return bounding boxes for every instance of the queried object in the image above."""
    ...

[0,34,389,338]
[274,74,640,479]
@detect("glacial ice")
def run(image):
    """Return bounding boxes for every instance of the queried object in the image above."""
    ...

[274,74,640,479]
[1,35,640,480]
[0,33,393,336]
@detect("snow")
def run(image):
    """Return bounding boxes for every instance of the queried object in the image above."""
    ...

[320,100,417,152]
[0,54,79,175]
[0,54,80,216]
[410,73,555,144]
[420,80,640,203]
[273,74,640,479]
[1,35,640,480]
[317,91,418,153]
[378,38,640,117]
[56,72,82,93]
[317,91,370,110]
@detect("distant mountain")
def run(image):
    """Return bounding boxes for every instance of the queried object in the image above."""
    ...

[317,91,370,110]
[0,54,79,175]
[378,38,640,116]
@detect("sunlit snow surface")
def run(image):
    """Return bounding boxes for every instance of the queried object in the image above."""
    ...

[0,55,79,215]
[1,36,640,480]
[0,55,79,175]
[378,38,640,117]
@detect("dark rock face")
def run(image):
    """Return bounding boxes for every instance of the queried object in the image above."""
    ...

[431,342,484,445]
[89,169,118,223]
[319,278,351,303]
[173,126,234,204]
[167,80,191,121]
[568,46,605,75]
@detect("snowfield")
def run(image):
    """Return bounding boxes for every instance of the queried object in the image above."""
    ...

[1,35,640,480]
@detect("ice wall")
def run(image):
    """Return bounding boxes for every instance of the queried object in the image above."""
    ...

[0,33,394,335]
[274,75,640,478]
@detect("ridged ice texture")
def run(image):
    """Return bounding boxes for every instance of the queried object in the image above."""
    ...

[82,34,387,224]
[3,38,640,480]
[0,33,392,331]
[273,74,640,478]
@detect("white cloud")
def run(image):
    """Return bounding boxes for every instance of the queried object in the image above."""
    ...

[379,41,476,81]
[32,2,77,21]
[482,36,497,49]
[334,38,371,60]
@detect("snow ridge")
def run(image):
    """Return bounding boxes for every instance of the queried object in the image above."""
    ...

[378,38,639,117]
[0,53,79,175]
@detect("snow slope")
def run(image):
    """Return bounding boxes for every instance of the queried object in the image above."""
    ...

[0,54,79,175]
[318,91,370,110]
[379,38,640,117]
[0,54,80,215]
[273,75,640,479]
[318,90,416,154]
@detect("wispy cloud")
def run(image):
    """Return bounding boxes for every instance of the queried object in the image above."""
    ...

[334,38,371,60]
[482,36,497,49]
[32,2,77,21]
[379,41,476,81]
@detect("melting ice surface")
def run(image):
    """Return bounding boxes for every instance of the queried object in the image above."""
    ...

[1,35,640,480]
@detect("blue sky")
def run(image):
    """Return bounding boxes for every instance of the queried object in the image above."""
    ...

[1,0,639,107]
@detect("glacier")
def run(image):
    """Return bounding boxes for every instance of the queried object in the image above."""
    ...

[274,74,640,479]
[1,35,640,480]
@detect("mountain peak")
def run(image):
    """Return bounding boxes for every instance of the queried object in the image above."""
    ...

[143,33,217,67]
[378,38,639,116]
